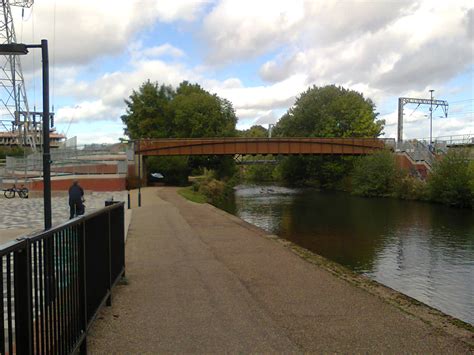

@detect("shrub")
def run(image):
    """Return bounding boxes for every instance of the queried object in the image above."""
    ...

[427,149,473,208]
[243,164,276,182]
[352,150,397,197]
[393,173,428,200]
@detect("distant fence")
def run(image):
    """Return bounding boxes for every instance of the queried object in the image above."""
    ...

[414,134,473,146]
[0,202,125,354]
[2,146,131,181]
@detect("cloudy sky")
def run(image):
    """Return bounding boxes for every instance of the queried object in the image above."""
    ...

[7,0,474,144]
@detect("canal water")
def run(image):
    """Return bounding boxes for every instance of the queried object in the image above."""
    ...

[219,185,474,325]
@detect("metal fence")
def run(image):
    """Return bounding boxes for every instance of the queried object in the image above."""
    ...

[0,202,125,354]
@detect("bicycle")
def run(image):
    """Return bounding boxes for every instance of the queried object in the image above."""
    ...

[3,184,29,199]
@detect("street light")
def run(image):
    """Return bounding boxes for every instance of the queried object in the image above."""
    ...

[0,39,51,230]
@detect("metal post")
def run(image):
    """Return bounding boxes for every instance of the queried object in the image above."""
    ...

[429,89,434,144]
[41,39,52,230]
[397,98,404,143]
[138,152,141,207]
[14,240,34,354]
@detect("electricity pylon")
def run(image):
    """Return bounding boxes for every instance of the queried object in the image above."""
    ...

[0,0,35,148]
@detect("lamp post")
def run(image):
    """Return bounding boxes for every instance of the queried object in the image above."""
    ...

[0,40,51,229]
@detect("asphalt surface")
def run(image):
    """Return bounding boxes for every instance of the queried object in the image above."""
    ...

[87,187,472,353]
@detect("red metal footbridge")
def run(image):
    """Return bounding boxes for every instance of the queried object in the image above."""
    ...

[135,137,387,156]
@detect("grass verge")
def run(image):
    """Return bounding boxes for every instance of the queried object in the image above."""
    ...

[178,186,207,204]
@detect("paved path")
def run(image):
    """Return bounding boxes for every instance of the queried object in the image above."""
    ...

[87,187,472,353]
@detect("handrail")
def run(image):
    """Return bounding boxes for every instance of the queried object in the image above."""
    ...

[0,201,125,354]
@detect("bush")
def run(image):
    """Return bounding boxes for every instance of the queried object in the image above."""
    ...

[243,164,276,182]
[352,150,397,197]
[393,173,428,200]
[275,156,308,186]
[275,155,354,188]
[427,149,473,208]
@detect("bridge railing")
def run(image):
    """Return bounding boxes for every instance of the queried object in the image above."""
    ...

[0,202,125,354]
[414,134,473,146]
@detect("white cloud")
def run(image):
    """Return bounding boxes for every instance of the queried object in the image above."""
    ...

[254,111,278,125]
[141,44,185,59]
[56,100,122,124]
[202,0,306,64]
[4,0,472,145]
[13,0,209,68]
[202,0,472,98]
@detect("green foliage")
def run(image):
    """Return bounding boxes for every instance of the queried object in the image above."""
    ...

[189,169,238,206]
[244,164,276,182]
[171,82,237,138]
[0,146,26,159]
[122,80,238,183]
[352,150,398,197]
[146,156,190,186]
[121,80,175,139]
[392,173,428,200]
[276,155,354,188]
[188,155,236,180]
[272,85,384,187]
[178,186,207,203]
[273,85,384,138]
[121,80,237,139]
[238,125,268,137]
[427,149,473,208]
[275,156,309,186]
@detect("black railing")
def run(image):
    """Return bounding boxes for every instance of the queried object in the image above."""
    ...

[0,202,125,354]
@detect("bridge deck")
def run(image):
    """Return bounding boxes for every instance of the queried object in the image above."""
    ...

[136,137,385,156]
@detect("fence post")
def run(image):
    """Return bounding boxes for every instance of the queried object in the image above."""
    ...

[106,210,112,306]
[14,239,34,354]
[78,222,88,354]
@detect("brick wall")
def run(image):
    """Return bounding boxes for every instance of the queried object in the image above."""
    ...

[29,177,126,191]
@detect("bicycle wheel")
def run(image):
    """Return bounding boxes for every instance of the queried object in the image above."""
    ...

[4,189,15,199]
[18,188,29,198]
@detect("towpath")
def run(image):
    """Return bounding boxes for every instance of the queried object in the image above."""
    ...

[87,187,472,353]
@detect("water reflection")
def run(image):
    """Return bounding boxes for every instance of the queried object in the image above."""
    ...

[221,185,474,325]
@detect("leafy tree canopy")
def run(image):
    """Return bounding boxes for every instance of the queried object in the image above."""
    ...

[238,125,268,138]
[271,85,384,187]
[121,80,237,139]
[273,85,384,138]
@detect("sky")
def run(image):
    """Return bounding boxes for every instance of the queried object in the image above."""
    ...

[5,0,474,145]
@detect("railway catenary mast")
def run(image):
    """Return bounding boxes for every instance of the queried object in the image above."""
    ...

[0,0,35,148]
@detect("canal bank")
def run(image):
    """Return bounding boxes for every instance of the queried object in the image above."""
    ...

[88,187,472,353]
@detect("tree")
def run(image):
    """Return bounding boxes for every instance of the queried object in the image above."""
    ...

[122,80,237,139]
[121,80,174,139]
[171,82,237,138]
[273,85,384,138]
[239,125,268,137]
[122,80,239,182]
[273,85,384,187]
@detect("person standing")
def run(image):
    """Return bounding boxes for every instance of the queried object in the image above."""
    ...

[69,180,85,219]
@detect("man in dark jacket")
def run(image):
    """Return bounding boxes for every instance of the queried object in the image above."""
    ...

[69,180,85,218]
